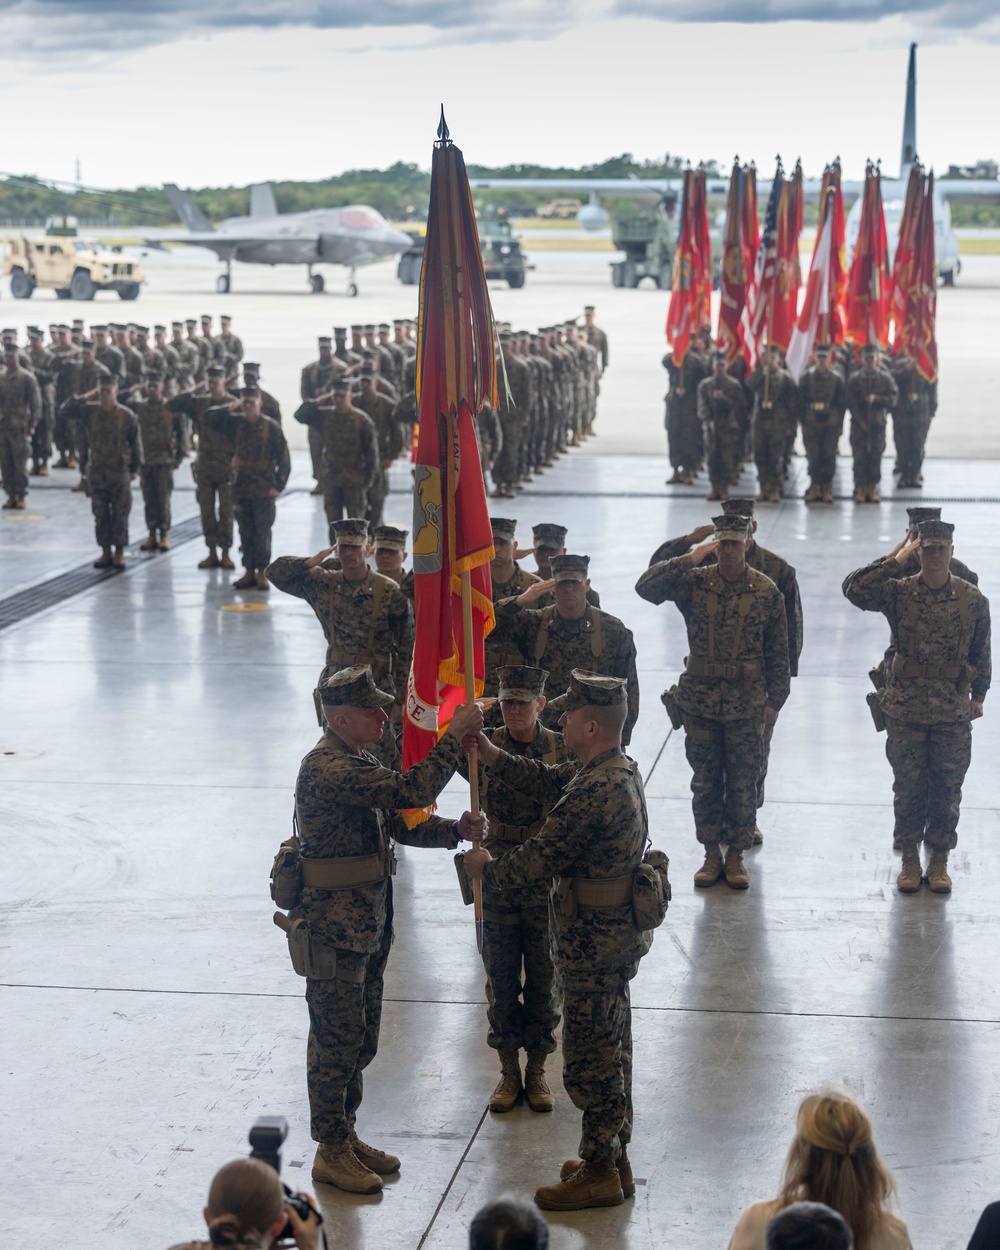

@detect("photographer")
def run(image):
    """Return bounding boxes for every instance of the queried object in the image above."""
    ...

[168,1157,321,1250]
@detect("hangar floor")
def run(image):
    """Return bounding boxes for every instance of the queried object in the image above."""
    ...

[2,449,998,1250]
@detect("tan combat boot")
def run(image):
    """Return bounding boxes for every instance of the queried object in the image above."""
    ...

[232,569,256,590]
[255,570,270,591]
[854,485,866,503]
[724,848,750,890]
[349,1132,400,1174]
[311,1142,382,1194]
[524,1054,555,1112]
[140,532,158,551]
[489,1051,522,1112]
[93,547,113,569]
[112,547,126,568]
[821,484,834,503]
[694,844,725,888]
[198,547,220,569]
[561,1147,635,1198]
[868,484,881,503]
[535,1162,624,1211]
[752,826,764,846]
[804,483,821,503]
[897,848,923,893]
[219,549,235,570]
[926,851,952,894]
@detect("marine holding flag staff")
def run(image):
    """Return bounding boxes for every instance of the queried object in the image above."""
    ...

[275,667,486,1197]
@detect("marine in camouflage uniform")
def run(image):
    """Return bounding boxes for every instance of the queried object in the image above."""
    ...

[169,323,200,391]
[355,369,402,528]
[843,521,991,894]
[698,350,748,500]
[495,554,639,745]
[748,349,797,502]
[636,513,790,889]
[0,345,41,509]
[133,372,185,549]
[493,334,529,498]
[300,336,346,491]
[24,328,56,475]
[484,517,541,702]
[240,364,282,426]
[230,389,291,589]
[648,497,803,827]
[462,666,572,1114]
[170,367,242,568]
[797,345,847,502]
[296,378,379,524]
[267,518,414,761]
[846,344,898,502]
[465,671,650,1212]
[293,668,483,1194]
[890,354,937,488]
[63,377,143,568]
[50,325,81,466]
[868,507,979,694]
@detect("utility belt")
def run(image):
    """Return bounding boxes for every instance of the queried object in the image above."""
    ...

[487,821,542,845]
[685,656,761,680]
[554,855,671,932]
[326,646,389,669]
[270,836,395,911]
[301,849,397,889]
[891,656,968,682]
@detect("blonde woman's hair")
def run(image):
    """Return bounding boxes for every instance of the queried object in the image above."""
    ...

[205,1157,284,1247]
[777,1090,897,1250]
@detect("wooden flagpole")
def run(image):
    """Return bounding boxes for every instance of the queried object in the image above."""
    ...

[461,569,484,952]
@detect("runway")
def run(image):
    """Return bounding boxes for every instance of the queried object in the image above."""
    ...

[2,249,999,1250]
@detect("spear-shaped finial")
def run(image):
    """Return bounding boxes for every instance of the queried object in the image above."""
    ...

[436,105,451,145]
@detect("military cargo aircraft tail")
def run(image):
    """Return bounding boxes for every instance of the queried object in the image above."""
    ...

[163,184,213,233]
[900,42,918,174]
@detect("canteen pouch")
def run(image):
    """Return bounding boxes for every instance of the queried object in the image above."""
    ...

[632,850,671,931]
[866,690,886,733]
[869,664,886,692]
[273,912,337,979]
[454,852,475,906]
[660,685,684,731]
[270,836,303,910]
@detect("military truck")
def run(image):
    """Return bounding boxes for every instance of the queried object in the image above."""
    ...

[2,222,144,301]
[609,212,721,291]
[398,217,530,289]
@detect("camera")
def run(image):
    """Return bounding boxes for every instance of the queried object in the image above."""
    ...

[248,1115,325,1248]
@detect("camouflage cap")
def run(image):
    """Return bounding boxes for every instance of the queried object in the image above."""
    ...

[814,344,831,356]
[860,343,878,356]
[710,348,727,362]
[497,665,549,702]
[550,553,590,582]
[185,318,198,326]
[916,520,954,547]
[27,326,43,338]
[2,341,18,354]
[906,506,941,525]
[364,324,376,332]
[319,665,394,709]
[145,370,164,384]
[97,372,117,389]
[153,324,166,332]
[331,377,351,393]
[80,339,95,350]
[206,364,226,378]
[242,362,260,374]
[240,385,261,399]
[90,323,108,332]
[201,314,212,323]
[498,330,513,343]
[532,523,567,550]
[358,366,376,379]
[561,669,628,712]
[583,305,596,313]
[350,324,362,332]
[220,314,232,323]
[135,325,149,335]
[171,321,184,329]
[490,516,518,541]
[318,335,332,346]
[333,326,348,336]
[713,513,750,541]
[372,524,408,550]
[377,322,390,332]
[331,518,370,546]
[722,498,755,518]
[56,323,71,333]
[72,318,85,327]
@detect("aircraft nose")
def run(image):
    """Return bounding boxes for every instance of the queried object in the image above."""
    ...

[383,226,414,254]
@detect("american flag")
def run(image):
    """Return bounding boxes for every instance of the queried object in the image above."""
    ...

[739,160,783,369]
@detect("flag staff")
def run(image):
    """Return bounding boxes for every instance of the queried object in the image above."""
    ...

[461,570,484,952]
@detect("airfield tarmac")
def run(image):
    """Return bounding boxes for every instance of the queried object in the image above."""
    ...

[2,247,1000,1250]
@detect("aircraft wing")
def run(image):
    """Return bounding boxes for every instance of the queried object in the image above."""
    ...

[145,232,240,254]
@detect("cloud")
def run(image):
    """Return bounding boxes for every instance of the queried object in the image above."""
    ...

[0,0,996,63]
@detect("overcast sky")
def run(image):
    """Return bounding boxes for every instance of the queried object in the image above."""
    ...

[0,4,996,191]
